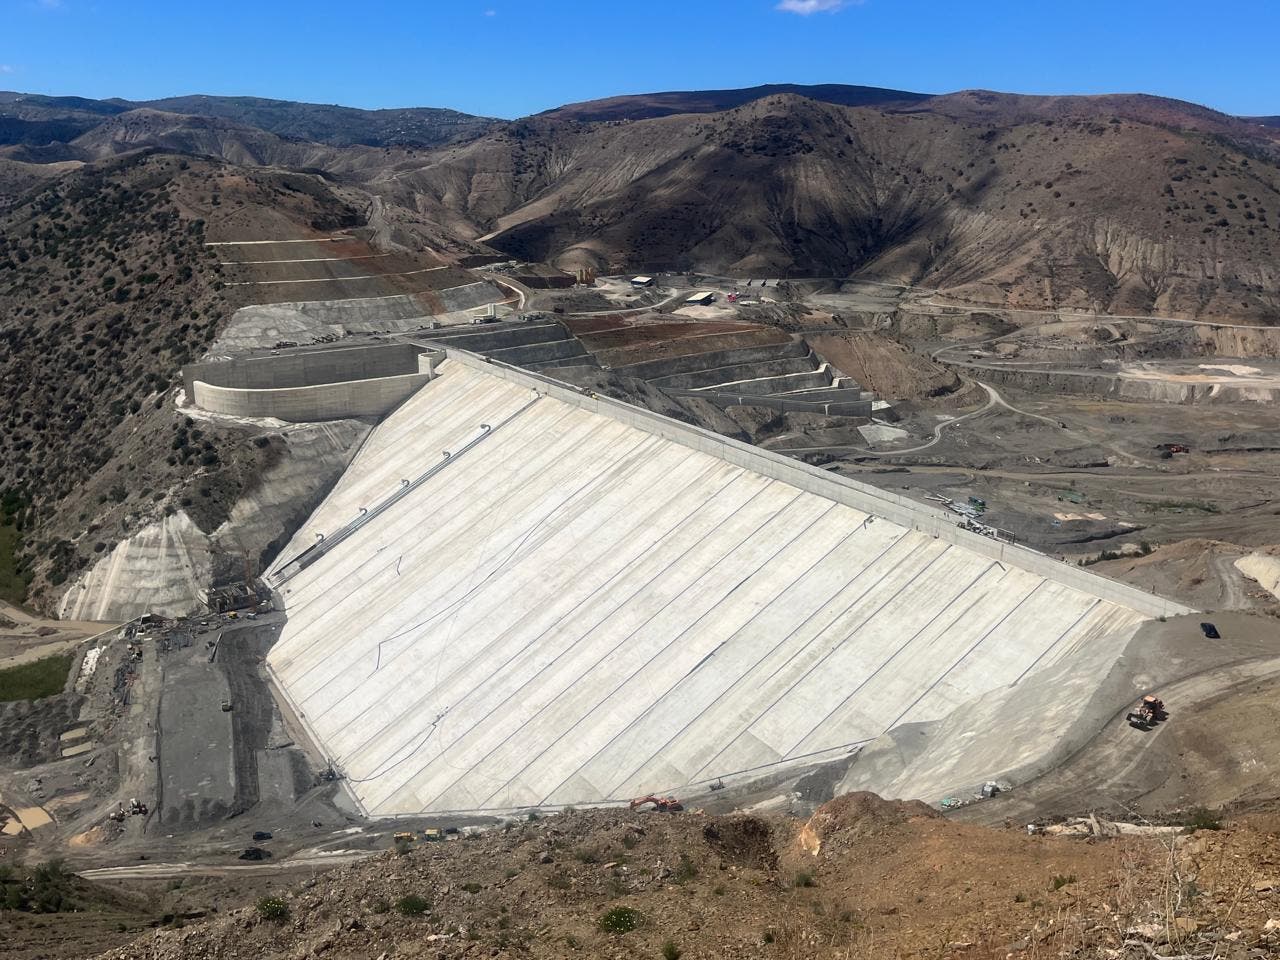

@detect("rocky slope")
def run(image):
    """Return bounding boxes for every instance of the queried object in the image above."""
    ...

[85,794,1280,960]
[0,150,417,614]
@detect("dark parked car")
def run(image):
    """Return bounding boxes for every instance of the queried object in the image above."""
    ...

[1200,622,1220,639]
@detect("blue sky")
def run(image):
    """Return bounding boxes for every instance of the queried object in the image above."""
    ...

[2,0,1277,118]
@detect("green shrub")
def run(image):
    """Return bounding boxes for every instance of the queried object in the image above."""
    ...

[673,855,697,884]
[1185,807,1223,832]
[599,906,642,934]
[793,871,816,888]
[1050,874,1077,891]
[256,896,288,921]
[395,894,430,916]
[662,939,682,960]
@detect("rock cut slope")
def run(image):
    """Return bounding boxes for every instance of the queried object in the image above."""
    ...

[265,353,1188,817]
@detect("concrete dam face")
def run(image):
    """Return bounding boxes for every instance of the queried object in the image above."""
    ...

[265,354,1188,818]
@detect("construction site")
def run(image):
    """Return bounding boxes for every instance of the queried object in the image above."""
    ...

[5,243,1280,948]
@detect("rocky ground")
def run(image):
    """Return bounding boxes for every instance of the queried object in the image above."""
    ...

[37,793,1272,960]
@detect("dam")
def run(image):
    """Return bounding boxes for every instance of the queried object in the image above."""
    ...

[264,350,1189,817]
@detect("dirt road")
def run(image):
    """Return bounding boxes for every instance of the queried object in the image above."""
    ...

[953,653,1280,826]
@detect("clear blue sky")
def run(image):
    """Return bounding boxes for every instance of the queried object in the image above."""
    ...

[3,0,1278,118]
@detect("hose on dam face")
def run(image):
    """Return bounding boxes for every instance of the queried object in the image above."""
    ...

[269,392,542,585]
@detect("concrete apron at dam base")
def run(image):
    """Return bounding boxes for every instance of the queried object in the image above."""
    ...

[261,347,1193,821]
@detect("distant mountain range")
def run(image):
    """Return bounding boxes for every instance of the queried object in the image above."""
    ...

[0,91,495,148]
[2,82,1278,322]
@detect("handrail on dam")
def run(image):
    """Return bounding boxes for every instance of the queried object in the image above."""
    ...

[270,391,542,585]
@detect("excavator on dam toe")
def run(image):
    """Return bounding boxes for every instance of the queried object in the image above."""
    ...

[630,795,684,813]
[1127,694,1167,730]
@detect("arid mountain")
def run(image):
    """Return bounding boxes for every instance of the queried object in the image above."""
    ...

[544,81,930,121]
[394,92,1280,321]
[0,91,494,150]
[137,95,496,147]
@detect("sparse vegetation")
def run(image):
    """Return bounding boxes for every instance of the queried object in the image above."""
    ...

[0,860,77,912]
[1185,807,1223,832]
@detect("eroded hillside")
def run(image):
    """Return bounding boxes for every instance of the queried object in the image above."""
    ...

[393,94,1280,321]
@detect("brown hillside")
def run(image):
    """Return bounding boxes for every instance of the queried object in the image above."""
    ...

[392,93,1280,322]
[88,796,1280,960]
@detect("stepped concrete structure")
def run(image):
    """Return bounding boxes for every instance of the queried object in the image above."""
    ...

[265,351,1190,818]
[611,335,877,416]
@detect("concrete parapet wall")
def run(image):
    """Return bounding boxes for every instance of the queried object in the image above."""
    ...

[187,343,443,422]
[184,343,423,395]
[193,373,434,422]
[443,350,1192,620]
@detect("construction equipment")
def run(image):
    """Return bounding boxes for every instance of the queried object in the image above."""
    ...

[629,794,683,812]
[1127,694,1166,730]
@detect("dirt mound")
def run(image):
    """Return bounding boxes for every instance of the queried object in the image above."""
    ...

[795,791,939,858]
[808,332,960,400]
[1094,538,1275,611]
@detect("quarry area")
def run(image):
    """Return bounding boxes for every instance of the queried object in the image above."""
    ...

[1,84,1280,960]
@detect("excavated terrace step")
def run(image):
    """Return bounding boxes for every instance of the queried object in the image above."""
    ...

[692,369,835,397]
[487,339,592,366]
[612,339,809,381]
[412,322,570,353]
[650,354,822,390]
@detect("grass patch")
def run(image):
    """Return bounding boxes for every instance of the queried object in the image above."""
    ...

[0,521,32,606]
[0,654,73,703]
[1140,500,1220,514]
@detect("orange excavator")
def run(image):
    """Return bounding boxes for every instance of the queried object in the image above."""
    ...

[630,795,684,812]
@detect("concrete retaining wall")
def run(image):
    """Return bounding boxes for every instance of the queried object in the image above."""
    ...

[187,344,443,422]
[193,373,434,422]
[183,343,424,394]
[443,350,1192,620]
